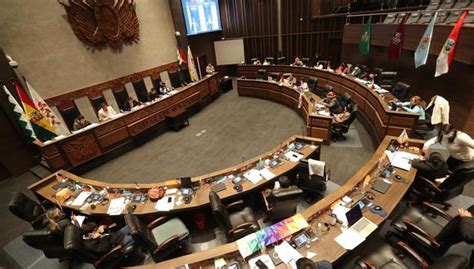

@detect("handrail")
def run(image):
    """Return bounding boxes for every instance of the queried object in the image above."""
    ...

[346,7,474,19]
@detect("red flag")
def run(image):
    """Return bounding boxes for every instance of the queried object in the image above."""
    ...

[435,10,468,77]
[388,14,408,61]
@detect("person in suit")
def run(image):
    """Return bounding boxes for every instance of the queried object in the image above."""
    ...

[121,97,140,112]
[72,115,91,131]
[81,222,134,254]
[412,152,448,181]
[97,103,117,122]
[333,104,353,124]
[436,206,474,253]
[321,91,342,114]
[148,87,159,101]
[423,124,474,170]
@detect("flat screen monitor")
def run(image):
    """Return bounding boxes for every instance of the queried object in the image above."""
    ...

[181,0,222,36]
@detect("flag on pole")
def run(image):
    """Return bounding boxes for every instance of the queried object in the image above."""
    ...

[435,10,468,77]
[26,80,70,136]
[176,47,186,65]
[359,16,372,55]
[187,46,199,82]
[14,81,57,142]
[388,14,408,61]
[3,85,37,143]
[414,12,438,68]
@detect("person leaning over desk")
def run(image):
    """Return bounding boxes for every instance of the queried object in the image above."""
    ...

[397,96,426,121]
[97,102,117,122]
[422,124,474,170]
[411,152,448,181]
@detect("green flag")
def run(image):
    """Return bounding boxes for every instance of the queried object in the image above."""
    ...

[359,16,372,55]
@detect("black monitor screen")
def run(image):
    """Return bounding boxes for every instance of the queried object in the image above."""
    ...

[180,177,192,189]
[345,205,363,227]
[181,0,222,36]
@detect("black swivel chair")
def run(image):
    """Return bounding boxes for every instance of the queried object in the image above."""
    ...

[277,57,287,65]
[8,192,48,229]
[371,67,384,84]
[353,240,468,269]
[63,224,144,269]
[301,57,310,66]
[379,71,398,91]
[256,69,267,80]
[265,57,274,65]
[295,159,328,201]
[250,57,259,64]
[124,214,190,262]
[209,191,259,242]
[307,77,318,93]
[321,84,334,97]
[338,93,352,108]
[411,161,474,210]
[22,228,68,259]
[392,82,411,101]
[270,72,280,81]
[265,176,304,222]
[331,106,358,142]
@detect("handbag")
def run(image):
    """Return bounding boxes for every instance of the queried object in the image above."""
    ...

[55,188,74,204]
[147,187,165,201]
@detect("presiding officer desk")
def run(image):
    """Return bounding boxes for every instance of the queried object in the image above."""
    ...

[29,135,322,215]
[33,73,220,171]
[144,136,424,268]
[238,65,420,144]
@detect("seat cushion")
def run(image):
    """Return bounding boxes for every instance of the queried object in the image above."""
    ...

[430,254,468,269]
[392,207,444,237]
[229,207,257,228]
[151,218,189,246]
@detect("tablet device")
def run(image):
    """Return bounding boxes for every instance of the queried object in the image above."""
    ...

[132,194,142,202]
[293,233,309,248]
[372,180,391,194]
[211,183,226,192]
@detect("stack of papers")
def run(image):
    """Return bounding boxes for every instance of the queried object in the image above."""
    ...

[260,168,276,180]
[335,229,365,250]
[244,169,263,184]
[284,151,304,162]
[71,192,91,206]
[274,241,303,269]
[385,150,419,171]
[155,195,176,211]
[107,197,126,215]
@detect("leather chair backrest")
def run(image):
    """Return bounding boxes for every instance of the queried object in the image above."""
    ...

[454,0,472,9]
[301,57,310,65]
[277,57,286,65]
[406,12,422,24]
[64,224,101,262]
[257,69,267,80]
[338,93,352,108]
[90,95,106,113]
[168,70,181,88]
[113,87,129,109]
[392,82,410,100]
[132,79,149,103]
[23,228,67,259]
[209,191,232,230]
[270,72,280,81]
[307,77,318,90]
[58,105,80,131]
[265,57,274,64]
[384,13,398,24]
[151,76,162,92]
[9,192,40,222]
[466,10,474,24]
[436,11,450,23]
[295,159,326,194]
[322,84,333,95]
[419,12,435,24]
[124,214,157,251]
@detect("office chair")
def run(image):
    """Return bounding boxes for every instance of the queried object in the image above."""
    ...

[406,11,422,24]
[124,214,190,262]
[322,84,334,97]
[371,67,383,84]
[301,57,310,66]
[307,77,318,92]
[265,176,304,222]
[454,0,472,9]
[256,69,267,80]
[250,57,259,64]
[277,56,287,65]
[64,224,144,269]
[391,82,410,101]
[317,60,328,69]
[353,240,468,269]
[265,57,274,65]
[446,11,463,24]
[331,105,358,142]
[379,71,398,91]
[410,161,474,210]
[338,92,352,108]
[270,72,280,81]
[295,159,328,201]
[209,191,259,242]
[466,10,474,25]
[22,228,68,259]
[8,192,49,229]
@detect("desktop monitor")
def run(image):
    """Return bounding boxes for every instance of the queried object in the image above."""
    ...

[181,0,222,36]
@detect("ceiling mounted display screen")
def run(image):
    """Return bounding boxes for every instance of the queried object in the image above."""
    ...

[181,0,222,36]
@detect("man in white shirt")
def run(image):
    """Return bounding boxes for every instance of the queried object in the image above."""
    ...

[426,95,450,127]
[97,103,117,122]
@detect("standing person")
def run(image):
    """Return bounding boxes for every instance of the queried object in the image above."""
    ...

[72,115,91,131]
[422,124,474,170]
[398,96,426,121]
[425,95,450,128]
[97,103,117,122]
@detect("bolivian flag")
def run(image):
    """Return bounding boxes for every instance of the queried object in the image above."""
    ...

[14,81,57,142]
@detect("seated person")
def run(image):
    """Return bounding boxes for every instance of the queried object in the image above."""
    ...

[205,63,215,74]
[253,59,262,65]
[158,81,170,95]
[336,63,349,74]
[333,104,353,124]
[412,152,448,181]
[72,115,91,131]
[97,103,117,122]
[148,87,159,101]
[81,222,134,254]
[397,96,426,121]
[321,91,342,114]
[293,57,304,66]
[299,78,309,92]
[350,65,362,77]
[436,206,474,253]
[46,208,70,233]
[295,257,333,269]
[314,63,324,69]
[121,97,140,112]
[263,59,270,65]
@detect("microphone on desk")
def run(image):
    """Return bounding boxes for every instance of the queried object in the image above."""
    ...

[135,181,140,190]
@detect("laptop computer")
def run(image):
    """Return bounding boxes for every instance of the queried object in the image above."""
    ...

[345,204,378,238]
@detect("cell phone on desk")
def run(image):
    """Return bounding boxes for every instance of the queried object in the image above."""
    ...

[292,233,310,248]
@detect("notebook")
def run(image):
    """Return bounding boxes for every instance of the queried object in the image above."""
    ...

[372,179,391,194]
[211,182,227,192]
[345,204,378,238]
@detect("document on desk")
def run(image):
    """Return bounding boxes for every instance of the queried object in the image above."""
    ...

[274,241,303,269]
[385,150,418,171]
[332,204,350,224]
[155,195,175,211]
[284,151,304,163]
[71,191,91,206]
[335,229,365,250]
[260,168,276,180]
[317,111,331,116]
[244,169,263,184]
[237,233,262,258]
[107,197,125,215]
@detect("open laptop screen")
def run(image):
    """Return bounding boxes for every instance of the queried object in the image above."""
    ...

[180,177,192,189]
[345,205,363,227]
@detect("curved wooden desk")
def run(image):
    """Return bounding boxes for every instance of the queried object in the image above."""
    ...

[138,136,423,268]
[29,135,322,215]
[238,65,420,144]
[34,74,220,171]
[237,79,333,142]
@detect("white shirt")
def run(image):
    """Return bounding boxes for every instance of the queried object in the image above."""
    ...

[426,95,450,125]
[424,131,474,162]
[98,106,117,122]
